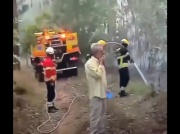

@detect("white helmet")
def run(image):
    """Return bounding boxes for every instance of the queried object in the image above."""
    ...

[46,47,54,54]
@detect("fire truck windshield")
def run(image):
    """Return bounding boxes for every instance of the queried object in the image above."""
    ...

[51,40,61,45]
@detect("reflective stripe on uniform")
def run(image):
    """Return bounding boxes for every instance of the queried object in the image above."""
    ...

[47,102,53,107]
[117,56,129,68]
[120,56,128,68]
[50,75,56,80]
[44,77,51,82]
[44,75,56,82]
[43,67,56,70]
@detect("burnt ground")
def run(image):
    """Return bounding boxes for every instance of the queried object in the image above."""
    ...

[13,66,167,134]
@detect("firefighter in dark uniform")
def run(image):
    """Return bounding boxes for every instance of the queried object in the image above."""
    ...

[42,47,59,113]
[116,39,134,97]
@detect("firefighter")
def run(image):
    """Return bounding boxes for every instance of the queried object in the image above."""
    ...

[97,40,107,47]
[86,40,107,61]
[116,39,134,97]
[42,47,59,113]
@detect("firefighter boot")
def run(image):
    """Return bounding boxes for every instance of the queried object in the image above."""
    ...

[119,90,129,97]
[52,102,59,110]
[48,106,58,113]
[53,106,59,110]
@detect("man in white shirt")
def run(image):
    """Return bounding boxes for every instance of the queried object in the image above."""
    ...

[85,43,107,134]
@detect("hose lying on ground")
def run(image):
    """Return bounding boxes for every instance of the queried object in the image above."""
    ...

[36,81,80,134]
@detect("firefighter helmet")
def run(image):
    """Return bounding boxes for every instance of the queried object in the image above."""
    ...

[121,39,129,45]
[46,47,54,54]
[97,40,107,46]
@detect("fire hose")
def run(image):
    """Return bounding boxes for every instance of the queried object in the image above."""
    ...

[36,82,80,134]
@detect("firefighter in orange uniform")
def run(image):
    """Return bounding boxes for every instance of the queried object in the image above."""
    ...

[42,47,59,113]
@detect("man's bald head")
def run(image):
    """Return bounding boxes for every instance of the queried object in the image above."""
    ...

[91,43,104,58]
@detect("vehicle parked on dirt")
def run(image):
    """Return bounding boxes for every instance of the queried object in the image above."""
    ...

[30,29,81,82]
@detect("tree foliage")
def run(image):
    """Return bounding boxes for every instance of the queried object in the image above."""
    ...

[51,0,117,53]
[110,0,167,70]
[20,0,166,57]
[122,0,167,48]
[21,25,41,53]
[21,0,118,54]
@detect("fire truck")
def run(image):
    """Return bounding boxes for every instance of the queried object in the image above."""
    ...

[30,29,81,82]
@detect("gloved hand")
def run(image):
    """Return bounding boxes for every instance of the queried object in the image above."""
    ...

[130,58,134,63]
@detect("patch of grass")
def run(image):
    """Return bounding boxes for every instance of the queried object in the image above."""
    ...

[105,78,167,134]
[127,81,153,97]
[13,69,42,105]
[13,68,45,134]
[106,90,167,134]
[152,92,167,123]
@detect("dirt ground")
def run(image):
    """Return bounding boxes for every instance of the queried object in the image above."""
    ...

[36,67,167,134]
[13,66,167,134]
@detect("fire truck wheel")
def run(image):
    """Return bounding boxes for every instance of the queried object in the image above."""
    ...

[72,68,78,76]
[39,73,44,82]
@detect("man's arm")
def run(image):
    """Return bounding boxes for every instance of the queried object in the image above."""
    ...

[117,49,133,62]
[117,52,130,59]
[116,48,130,59]
[85,62,103,79]
[125,50,134,63]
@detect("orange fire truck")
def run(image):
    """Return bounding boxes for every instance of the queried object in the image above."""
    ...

[30,29,81,82]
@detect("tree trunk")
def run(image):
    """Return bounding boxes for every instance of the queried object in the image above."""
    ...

[13,0,20,56]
